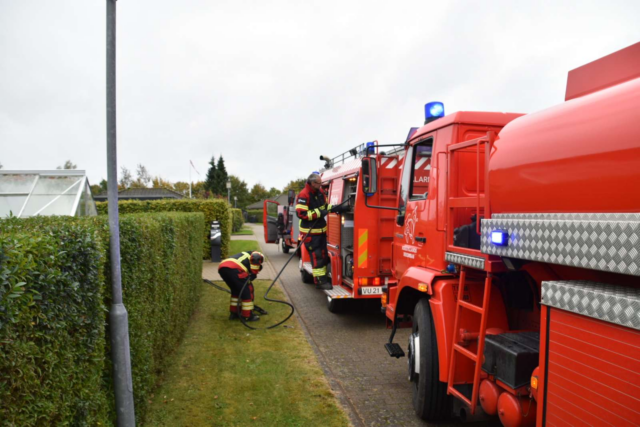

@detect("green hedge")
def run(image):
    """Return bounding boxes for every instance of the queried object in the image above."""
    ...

[96,199,230,259]
[0,212,203,425]
[246,209,263,224]
[230,208,244,232]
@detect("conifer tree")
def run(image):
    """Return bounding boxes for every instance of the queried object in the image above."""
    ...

[205,156,217,194]
[213,156,229,195]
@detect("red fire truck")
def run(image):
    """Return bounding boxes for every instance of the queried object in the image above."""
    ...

[362,43,640,426]
[264,189,299,254]
[292,143,405,312]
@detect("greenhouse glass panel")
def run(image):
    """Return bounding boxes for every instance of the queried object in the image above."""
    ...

[0,171,97,218]
[0,195,28,217]
[77,182,98,216]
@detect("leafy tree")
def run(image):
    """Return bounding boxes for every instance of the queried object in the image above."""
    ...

[99,179,108,193]
[213,156,229,196]
[89,184,102,195]
[152,176,173,189]
[283,178,306,194]
[173,181,190,196]
[204,156,217,194]
[249,183,269,204]
[192,181,208,199]
[57,160,77,170]
[229,175,251,209]
[267,187,280,199]
[119,166,133,189]
[131,164,151,188]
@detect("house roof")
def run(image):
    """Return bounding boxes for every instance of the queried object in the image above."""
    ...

[246,193,289,209]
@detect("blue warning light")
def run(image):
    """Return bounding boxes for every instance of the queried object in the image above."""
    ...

[491,230,509,246]
[424,102,445,124]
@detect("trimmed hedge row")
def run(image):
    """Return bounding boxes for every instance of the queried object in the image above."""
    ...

[246,209,264,223]
[230,208,244,232]
[96,199,231,259]
[0,212,204,425]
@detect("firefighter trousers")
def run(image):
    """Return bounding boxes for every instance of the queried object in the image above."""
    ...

[219,267,254,317]
[304,233,329,284]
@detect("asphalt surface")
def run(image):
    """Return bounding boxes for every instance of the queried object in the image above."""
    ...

[246,224,443,427]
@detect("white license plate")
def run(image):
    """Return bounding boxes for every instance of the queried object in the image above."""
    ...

[360,287,383,295]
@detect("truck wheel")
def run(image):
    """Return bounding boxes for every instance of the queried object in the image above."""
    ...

[326,296,343,313]
[282,239,290,254]
[409,298,450,421]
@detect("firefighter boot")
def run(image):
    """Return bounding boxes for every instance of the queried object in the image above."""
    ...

[316,275,333,290]
[243,313,260,322]
[228,312,239,320]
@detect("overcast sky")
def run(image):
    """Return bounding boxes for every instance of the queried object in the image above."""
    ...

[1,0,638,191]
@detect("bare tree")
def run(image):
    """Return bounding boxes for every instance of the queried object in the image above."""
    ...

[119,166,133,189]
[56,160,77,170]
[131,164,151,188]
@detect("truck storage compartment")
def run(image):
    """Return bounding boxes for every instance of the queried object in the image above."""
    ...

[482,331,539,389]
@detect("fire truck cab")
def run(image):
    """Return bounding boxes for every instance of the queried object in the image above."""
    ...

[364,44,640,427]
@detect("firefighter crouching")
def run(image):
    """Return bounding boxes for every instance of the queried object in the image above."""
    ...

[296,173,348,290]
[218,251,267,321]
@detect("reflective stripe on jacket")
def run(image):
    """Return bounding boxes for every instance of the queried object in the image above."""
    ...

[219,252,260,279]
[296,182,332,235]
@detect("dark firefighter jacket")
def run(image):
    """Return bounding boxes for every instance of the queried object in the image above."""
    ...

[218,251,262,279]
[296,182,333,235]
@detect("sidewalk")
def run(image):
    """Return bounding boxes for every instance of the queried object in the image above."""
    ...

[202,228,277,281]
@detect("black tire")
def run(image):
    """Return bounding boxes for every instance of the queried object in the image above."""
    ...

[282,239,290,254]
[326,296,343,313]
[411,298,450,421]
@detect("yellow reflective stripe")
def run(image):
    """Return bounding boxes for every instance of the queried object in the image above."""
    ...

[223,252,250,273]
[299,225,328,233]
[241,302,254,309]
[327,204,333,211]
[250,264,260,270]
[308,210,316,220]
[358,229,369,268]
[295,204,308,210]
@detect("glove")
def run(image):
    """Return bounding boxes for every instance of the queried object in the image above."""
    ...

[330,203,349,214]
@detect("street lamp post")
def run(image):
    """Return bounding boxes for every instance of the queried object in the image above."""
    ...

[226,178,231,204]
[234,196,237,208]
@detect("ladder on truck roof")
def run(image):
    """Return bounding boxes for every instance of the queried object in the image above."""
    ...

[319,142,405,172]
[444,131,505,415]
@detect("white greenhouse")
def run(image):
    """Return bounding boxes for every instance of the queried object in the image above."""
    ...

[0,170,97,218]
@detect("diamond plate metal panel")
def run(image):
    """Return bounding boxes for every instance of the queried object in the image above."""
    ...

[481,213,640,276]
[445,252,485,270]
[541,280,640,330]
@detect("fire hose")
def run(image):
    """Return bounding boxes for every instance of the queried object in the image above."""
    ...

[203,198,350,330]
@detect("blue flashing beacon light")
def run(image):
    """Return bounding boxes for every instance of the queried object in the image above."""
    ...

[491,230,509,246]
[366,141,376,155]
[424,101,445,124]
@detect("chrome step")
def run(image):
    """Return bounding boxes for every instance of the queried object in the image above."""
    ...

[324,286,352,299]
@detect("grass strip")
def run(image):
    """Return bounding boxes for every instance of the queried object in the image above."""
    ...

[232,227,254,236]
[229,240,262,255]
[143,280,351,427]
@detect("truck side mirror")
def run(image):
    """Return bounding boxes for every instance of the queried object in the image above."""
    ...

[288,189,295,206]
[361,157,378,195]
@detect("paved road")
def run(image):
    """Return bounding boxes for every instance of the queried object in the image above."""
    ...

[247,224,440,427]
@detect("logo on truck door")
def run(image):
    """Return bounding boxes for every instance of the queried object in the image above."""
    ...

[404,206,418,245]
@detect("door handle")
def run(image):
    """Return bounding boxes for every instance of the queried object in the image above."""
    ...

[416,236,426,243]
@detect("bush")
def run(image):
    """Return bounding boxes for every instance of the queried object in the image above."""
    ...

[246,209,263,224]
[0,212,203,425]
[230,208,244,232]
[0,219,109,426]
[96,199,231,259]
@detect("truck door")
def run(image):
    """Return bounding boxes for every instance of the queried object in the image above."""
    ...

[393,138,433,278]
[263,200,279,243]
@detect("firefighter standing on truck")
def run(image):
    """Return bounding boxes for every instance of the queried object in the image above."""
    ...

[218,251,266,321]
[296,173,347,290]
